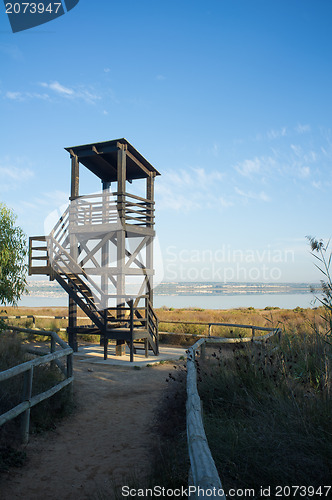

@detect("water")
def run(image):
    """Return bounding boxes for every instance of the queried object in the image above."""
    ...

[154,293,316,310]
[17,292,316,310]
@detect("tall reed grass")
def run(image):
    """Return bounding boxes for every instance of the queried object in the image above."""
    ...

[198,331,331,493]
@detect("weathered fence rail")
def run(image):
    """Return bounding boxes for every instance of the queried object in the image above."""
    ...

[159,319,281,340]
[186,326,281,499]
[0,325,73,444]
[0,315,87,332]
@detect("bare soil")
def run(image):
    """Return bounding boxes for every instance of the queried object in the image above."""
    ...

[0,356,174,500]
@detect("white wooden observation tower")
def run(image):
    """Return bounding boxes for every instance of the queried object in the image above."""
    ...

[29,139,160,361]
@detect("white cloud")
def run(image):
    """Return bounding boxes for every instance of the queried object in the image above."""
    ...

[235,187,270,202]
[0,166,34,181]
[0,163,34,192]
[5,90,50,101]
[156,183,201,211]
[290,144,302,156]
[5,81,101,104]
[295,123,311,134]
[219,197,234,208]
[155,166,225,211]
[156,74,166,80]
[41,81,73,96]
[5,91,24,101]
[235,157,261,177]
[267,127,287,140]
[40,81,100,103]
[298,166,310,178]
[312,181,322,189]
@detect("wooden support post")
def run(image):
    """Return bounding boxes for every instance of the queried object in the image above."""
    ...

[145,339,148,358]
[68,154,79,352]
[21,366,33,444]
[208,324,212,337]
[68,298,78,352]
[252,327,255,341]
[129,300,134,362]
[101,181,111,310]
[70,154,79,200]
[103,309,108,359]
[117,147,126,226]
[129,338,134,362]
[116,147,126,351]
[146,175,155,306]
[104,335,108,360]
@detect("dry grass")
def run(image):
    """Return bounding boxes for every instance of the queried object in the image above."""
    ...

[198,332,332,494]
[1,305,326,348]
[0,331,74,472]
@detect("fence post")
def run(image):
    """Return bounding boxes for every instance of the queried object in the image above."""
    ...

[67,353,73,379]
[66,352,74,398]
[251,327,255,340]
[50,334,56,370]
[200,341,206,360]
[208,324,212,337]
[32,316,36,329]
[21,366,33,444]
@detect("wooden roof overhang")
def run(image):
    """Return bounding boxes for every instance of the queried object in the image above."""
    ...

[65,138,160,183]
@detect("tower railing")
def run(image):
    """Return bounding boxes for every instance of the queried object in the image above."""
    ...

[67,192,154,228]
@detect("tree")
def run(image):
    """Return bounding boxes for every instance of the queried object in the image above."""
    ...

[0,203,28,306]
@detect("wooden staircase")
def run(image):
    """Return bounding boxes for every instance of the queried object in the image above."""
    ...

[29,230,159,362]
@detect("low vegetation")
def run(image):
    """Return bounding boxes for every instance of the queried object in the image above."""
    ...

[0,330,73,473]
[1,304,327,347]
[1,300,331,490]
[197,331,331,494]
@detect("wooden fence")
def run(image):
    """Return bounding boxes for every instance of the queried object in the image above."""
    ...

[159,319,281,339]
[0,315,87,332]
[186,325,281,499]
[0,325,73,444]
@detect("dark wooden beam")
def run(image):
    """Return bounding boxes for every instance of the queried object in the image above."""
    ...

[71,154,79,199]
[126,149,152,177]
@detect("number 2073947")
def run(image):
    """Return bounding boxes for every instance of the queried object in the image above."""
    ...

[5,3,62,14]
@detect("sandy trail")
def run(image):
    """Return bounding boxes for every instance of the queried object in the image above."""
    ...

[0,356,173,500]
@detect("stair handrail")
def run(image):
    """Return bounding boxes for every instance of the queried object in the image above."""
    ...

[49,243,106,319]
[146,299,159,353]
[48,235,105,300]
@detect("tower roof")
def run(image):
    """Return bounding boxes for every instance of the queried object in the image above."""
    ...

[65,138,160,182]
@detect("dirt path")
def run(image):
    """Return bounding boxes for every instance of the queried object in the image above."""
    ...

[0,356,174,500]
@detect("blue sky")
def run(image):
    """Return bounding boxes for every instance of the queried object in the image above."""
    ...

[1,0,332,283]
